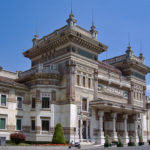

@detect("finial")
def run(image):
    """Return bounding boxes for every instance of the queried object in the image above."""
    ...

[66,0,77,28]
[139,40,144,61]
[92,9,94,26]
[128,32,131,47]
[140,40,143,54]
[90,9,98,40]
[71,0,72,14]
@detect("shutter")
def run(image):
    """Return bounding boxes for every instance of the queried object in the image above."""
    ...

[1,95,6,104]
[16,119,21,130]
[0,118,5,129]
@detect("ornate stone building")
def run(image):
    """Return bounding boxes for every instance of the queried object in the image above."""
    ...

[0,12,150,144]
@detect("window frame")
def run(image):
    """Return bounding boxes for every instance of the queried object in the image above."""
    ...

[16,96,23,109]
[0,94,8,107]
[42,97,50,109]
[0,118,6,130]
[31,97,36,109]
[31,119,35,131]
[81,97,88,112]
[16,118,22,131]
[41,119,50,133]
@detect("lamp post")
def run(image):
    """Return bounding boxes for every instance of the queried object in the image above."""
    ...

[74,127,76,144]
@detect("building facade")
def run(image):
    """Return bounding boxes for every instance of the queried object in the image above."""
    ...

[0,12,150,144]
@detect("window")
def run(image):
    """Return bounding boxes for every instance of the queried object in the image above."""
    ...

[31,97,36,109]
[1,95,6,106]
[17,97,23,109]
[83,76,86,87]
[42,120,49,132]
[51,91,56,101]
[98,84,102,91]
[88,78,91,88]
[42,97,50,108]
[16,119,22,131]
[0,118,6,129]
[31,120,35,131]
[82,98,87,111]
[77,75,80,86]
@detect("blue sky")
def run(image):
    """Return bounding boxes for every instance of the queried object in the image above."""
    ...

[0,0,150,95]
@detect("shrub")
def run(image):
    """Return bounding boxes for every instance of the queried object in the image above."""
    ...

[117,136,124,147]
[10,132,26,145]
[138,136,144,146]
[128,136,136,146]
[52,123,66,144]
[104,135,111,147]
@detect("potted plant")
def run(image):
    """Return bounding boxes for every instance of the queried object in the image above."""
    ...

[117,136,124,147]
[104,135,111,147]
[138,136,144,146]
[128,136,136,146]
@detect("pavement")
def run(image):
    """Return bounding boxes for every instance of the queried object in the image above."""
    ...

[0,145,150,150]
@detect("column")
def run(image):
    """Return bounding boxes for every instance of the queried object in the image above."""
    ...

[86,120,89,140]
[133,114,138,143]
[98,111,105,144]
[123,114,129,143]
[80,120,83,140]
[111,113,117,140]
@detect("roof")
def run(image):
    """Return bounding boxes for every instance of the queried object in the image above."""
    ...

[98,61,122,75]
[0,76,27,89]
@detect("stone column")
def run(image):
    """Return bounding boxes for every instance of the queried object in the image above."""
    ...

[123,114,129,143]
[133,114,138,143]
[111,113,118,140]
[86,120,89,140]
[80,120,83,140]
[65,60,76,102]
[128,82,134,105]
[98,111,105,144]
[93,69,98,100]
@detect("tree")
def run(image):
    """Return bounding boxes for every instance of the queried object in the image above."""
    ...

[52,123,66,144]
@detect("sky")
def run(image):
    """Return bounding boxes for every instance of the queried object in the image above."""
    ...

[0,0,150,95]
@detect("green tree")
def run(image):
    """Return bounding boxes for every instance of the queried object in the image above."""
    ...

[52,123,66,144]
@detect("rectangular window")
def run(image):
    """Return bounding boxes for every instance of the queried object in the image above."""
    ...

[83,76,85,87]
[0,118,6,129]
[31,120,35,131]
[77,75,80,86]
[16,119,21,131]
[42,97,50,108]
[42,120,49,131]
[1,95,6,106]
[82,98,87,111]
[88,78,91,88]
[31,98,36,109]
[17,97,22,109]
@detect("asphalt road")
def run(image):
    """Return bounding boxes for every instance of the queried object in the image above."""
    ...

[0,145,150,150]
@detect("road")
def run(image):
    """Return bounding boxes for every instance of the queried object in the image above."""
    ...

[0,145,150,150]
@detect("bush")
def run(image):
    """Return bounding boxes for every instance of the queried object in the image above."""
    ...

[117,136,124,147]
[138,136,144,146]
[52,123,66,144]
[104,135,111,147]
[10,132,26,145]
[128,136,136,146]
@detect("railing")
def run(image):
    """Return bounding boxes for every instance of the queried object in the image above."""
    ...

[19,66,59,78]
[131,55,144,64]
[98,74,130,88]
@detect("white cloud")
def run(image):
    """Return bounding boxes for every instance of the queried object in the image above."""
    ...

[146,84,150,97]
